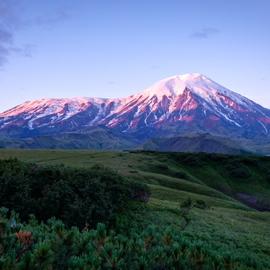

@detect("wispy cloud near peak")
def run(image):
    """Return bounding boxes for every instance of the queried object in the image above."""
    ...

[190,27,220,39]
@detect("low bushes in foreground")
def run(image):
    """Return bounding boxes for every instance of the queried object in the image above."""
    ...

[0,208,267,270]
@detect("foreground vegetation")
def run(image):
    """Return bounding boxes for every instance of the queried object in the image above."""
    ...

[2,206,268,270]
[0,150,270,269]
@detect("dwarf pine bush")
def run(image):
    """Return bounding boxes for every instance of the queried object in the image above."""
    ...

[0,208,269,270]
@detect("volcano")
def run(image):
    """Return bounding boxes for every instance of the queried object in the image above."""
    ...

[1,73,270,141]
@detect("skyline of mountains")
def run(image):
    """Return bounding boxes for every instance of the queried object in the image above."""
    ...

[1,73,270,142]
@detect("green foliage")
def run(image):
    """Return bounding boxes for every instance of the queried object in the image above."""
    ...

[180,197,192,209]
[173,170,189,179]
[266,170,270,183]
[179,198,193,229]
[129,181,150,202]
[0,159,140,228]
[1,209,269,270]
[177,154,204,166]
[194,199,208,209]
[0,150,270,269]
[225,162,252,179]
[154,163,169,171]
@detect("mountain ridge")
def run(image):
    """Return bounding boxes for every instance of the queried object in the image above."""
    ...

[1,73,270,141]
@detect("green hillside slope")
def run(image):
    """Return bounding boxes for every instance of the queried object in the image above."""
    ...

[0,149,270,269]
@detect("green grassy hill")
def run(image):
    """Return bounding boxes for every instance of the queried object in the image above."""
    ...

[0,127,139,150]
[143,133,270,155]
[1,149,270,269]
[143,133,249,154]
[1,149,269,209]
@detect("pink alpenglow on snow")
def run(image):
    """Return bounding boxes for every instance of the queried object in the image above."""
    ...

[0,73,270,138]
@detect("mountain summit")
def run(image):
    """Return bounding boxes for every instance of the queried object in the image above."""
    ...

[1,73,270,139]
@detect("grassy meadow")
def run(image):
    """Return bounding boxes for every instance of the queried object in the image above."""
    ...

[0,149,270,269]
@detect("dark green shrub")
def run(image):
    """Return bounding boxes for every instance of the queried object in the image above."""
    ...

[225,162,251,179]
[174,170,189,179]
[0,159,139,228]
[180,197,192,209]
[242,157,260,167]
[194,199,208,209]
[207,153,230,162]
[129,181,150,202]
[180,154,204,166]
[1,209,268,270]
[266,170,270,183]
[179,198,193,229]
[230,166,251,179]
[155,163,169,171]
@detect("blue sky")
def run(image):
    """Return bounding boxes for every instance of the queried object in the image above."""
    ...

[0,0,269,112]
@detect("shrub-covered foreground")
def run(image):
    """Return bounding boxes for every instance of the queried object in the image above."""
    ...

[0,159,148,228]
[0,208,267,270]
[0,157,270,269]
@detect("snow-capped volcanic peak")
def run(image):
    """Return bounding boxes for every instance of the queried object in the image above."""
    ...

[138,75,189,99]
[136,73,204,99]
[0,73,270,138]
[138,73,250,106]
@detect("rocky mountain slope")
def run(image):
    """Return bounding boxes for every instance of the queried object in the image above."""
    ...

[1,73,270,143]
